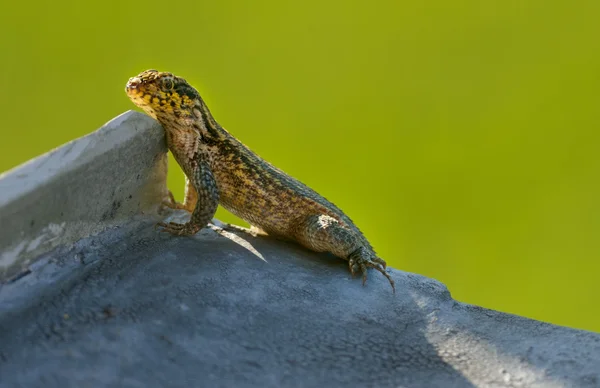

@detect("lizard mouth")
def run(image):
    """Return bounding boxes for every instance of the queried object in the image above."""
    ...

[125,77,151,104]
[125,76,152,115]
[125,77,143,93]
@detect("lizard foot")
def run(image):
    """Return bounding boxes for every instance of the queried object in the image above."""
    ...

[161,190,188,211]
[348,248,395,293]
[157,221,202,236]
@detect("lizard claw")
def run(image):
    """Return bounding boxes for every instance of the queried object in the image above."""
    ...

[348,249,395,293]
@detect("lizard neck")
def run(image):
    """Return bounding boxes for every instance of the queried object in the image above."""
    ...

[154,94,226,145]
[189,98,228,145]
[160,97,235,175]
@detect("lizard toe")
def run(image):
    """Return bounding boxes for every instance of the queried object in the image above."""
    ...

[348,256,361,277]
[360,262,368,285]
[373,256,387,269]
[348,249,395,292]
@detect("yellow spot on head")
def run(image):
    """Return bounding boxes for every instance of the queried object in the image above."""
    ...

[125,69,201,121]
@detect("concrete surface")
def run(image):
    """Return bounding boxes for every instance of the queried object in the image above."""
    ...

[0,111,599,388]
[0,111,169,281]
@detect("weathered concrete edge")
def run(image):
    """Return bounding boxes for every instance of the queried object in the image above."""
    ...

[0,111,169,281]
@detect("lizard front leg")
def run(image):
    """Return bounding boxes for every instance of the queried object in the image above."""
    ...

[293,214,395,292]
[158,160,219,236]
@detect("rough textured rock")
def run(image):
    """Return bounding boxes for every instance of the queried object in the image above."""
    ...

[0,111,599,387]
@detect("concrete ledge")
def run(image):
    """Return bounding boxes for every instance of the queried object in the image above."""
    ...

[0,111,169,281]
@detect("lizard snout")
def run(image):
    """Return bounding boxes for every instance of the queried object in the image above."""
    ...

[126,77,141,90]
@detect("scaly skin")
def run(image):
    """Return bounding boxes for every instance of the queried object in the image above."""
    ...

[126,69,394,291]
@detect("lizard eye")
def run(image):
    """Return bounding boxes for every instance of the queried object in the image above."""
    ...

[162,78,174,90]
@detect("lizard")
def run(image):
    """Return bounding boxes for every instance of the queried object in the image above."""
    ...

[125,69,395,291]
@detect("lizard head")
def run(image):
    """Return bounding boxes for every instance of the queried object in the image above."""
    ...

[125,69,204,124]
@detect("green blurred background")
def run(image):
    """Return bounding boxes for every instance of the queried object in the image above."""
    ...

[1,1,599,332]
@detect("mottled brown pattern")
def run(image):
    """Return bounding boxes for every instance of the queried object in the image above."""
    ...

[126,69,394,290]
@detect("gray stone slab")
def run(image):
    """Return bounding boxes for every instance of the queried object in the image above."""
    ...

[0,111,169,281]
[1,111,599,387]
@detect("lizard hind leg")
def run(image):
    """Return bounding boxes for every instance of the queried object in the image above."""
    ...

[294,214,395,292]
